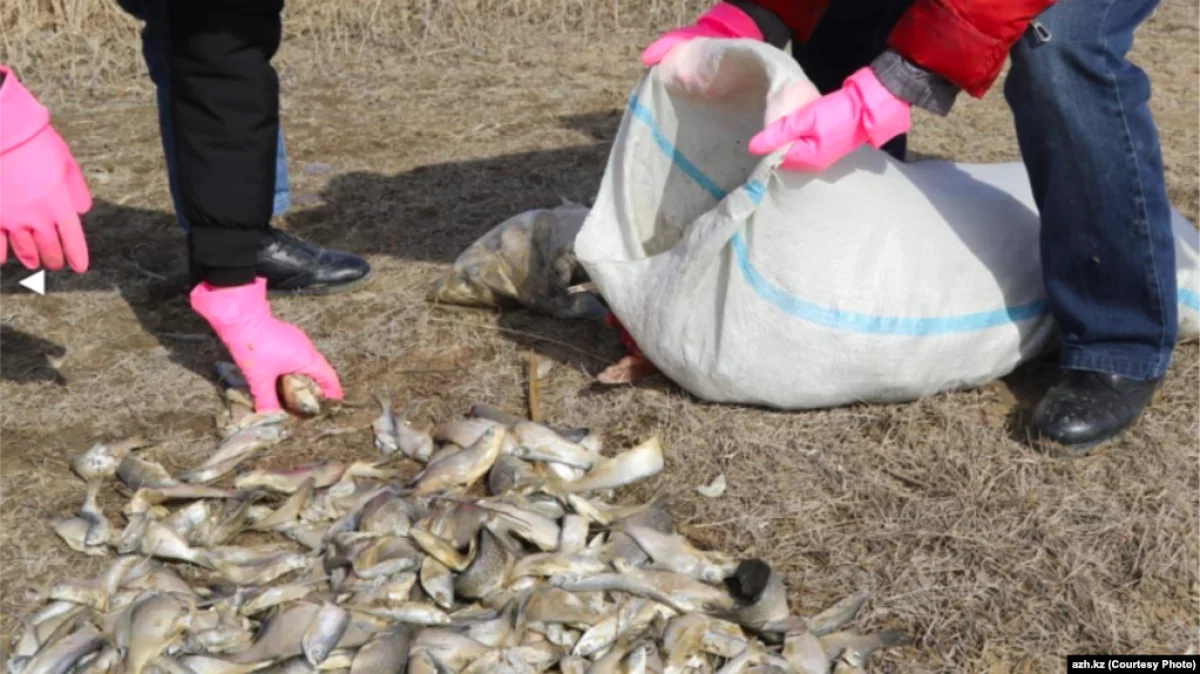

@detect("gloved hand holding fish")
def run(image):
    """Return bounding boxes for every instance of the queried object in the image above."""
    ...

[191,278,344,416]
[16,403,909,674]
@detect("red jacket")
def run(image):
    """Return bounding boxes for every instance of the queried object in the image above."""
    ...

[749,0,1058,98]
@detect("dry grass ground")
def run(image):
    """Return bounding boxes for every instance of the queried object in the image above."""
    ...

[1,1,1198,672]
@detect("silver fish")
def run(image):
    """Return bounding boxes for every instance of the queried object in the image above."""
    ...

[559,656,589,674]
[409,526,476,572]
[280,374,323,417]
[409,426,505,495]
[663,614,710,673]
[137,521,213,567]
[433,418,503,449]
[818,629,906,668]
[191,499,252,548]
[511,421,600,469]
[715,649,758,674]
[351,536,422,579]
[610,496,674,569]
[523,586,601,628]
[210,550,312,586]
[565,436,663,493]
[235,462,347,493]
[22,621,105,674]
[410,629,490,671]
[783,630,829,674]
[230,601,322,663]
[303,602,350,667]
[620,524,736,583]
[349,573,417,607]
[478,499,560,552]
[419,555,456,610]
[372,394,400,455]
[394,404,435,462]
[249,478,316,532]
[809,590,871,637]
[486,455,540,496]
[358,493,416,537]
[349,627,410,674]
[179,423,289,484]
[353,603,451,626]
[185,624,256,656]
[558,514,589,554]
[71,437,149,484]
[454,528,513,600]
[240,580,324,617]
[424,443,462,467]
[117,454,179,491]
[124,485,239,516]
[458,601,519,648]
[510,550,609,580]
[123,594,188,674]
[573,598,645,658]
[52,516,109,557]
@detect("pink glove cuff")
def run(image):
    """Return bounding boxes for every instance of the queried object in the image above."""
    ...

[694,2,765,41]
[0,66,51,156]
[845,67,911,149]
[190,277,271,329]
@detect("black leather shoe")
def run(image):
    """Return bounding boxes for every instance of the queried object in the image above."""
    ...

[256,228,372,297]
[1030,369,1161,456]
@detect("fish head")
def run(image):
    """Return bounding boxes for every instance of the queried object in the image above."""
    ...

[280,374,322,417]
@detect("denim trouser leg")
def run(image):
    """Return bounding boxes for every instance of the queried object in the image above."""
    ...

[123,0,291,232]
[1004,0,1176,380]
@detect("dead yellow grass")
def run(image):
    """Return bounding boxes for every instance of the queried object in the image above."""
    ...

[0,0,711,93]
[1,2,1198,672]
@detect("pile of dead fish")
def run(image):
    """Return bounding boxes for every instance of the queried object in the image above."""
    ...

[9,374,906,674]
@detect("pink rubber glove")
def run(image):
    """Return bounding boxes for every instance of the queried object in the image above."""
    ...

[641,2,764,67]
[191,278,344,413]
[748,67,911,172]
[0,65,92,272]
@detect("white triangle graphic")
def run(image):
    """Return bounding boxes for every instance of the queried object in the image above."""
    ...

[19,270,45,295]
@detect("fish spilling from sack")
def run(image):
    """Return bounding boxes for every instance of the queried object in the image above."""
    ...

[13,392,907,674]
[427,203,609,322]
[428,206,660,386]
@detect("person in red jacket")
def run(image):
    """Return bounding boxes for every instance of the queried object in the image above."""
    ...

[644,0,1179,455]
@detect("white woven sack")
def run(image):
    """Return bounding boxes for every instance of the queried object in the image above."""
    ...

[574,38,1200,410]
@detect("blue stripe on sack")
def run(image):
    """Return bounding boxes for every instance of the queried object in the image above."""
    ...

[625,95,1196,334]
[628,96,728,202]
[1181,289,1200,312]
[729,235,1050,335]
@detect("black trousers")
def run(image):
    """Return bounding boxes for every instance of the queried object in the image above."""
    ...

[789,0,916,162]
[169,0,284,286]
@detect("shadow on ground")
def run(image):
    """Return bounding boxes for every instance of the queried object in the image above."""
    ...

[0,113,619,385]
[0,326,68,385]
[277,111,621,263]
[0,107,1061,429]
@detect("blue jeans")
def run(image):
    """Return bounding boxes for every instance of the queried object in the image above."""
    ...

[117,0,291,231]
[1005,0,1176,380]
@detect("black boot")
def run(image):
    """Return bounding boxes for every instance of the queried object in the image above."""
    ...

[1030,369,1162,456]
[256,228,372,297]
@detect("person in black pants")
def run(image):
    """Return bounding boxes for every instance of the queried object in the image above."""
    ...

[119,0,371,296]
[167,1,345,412]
